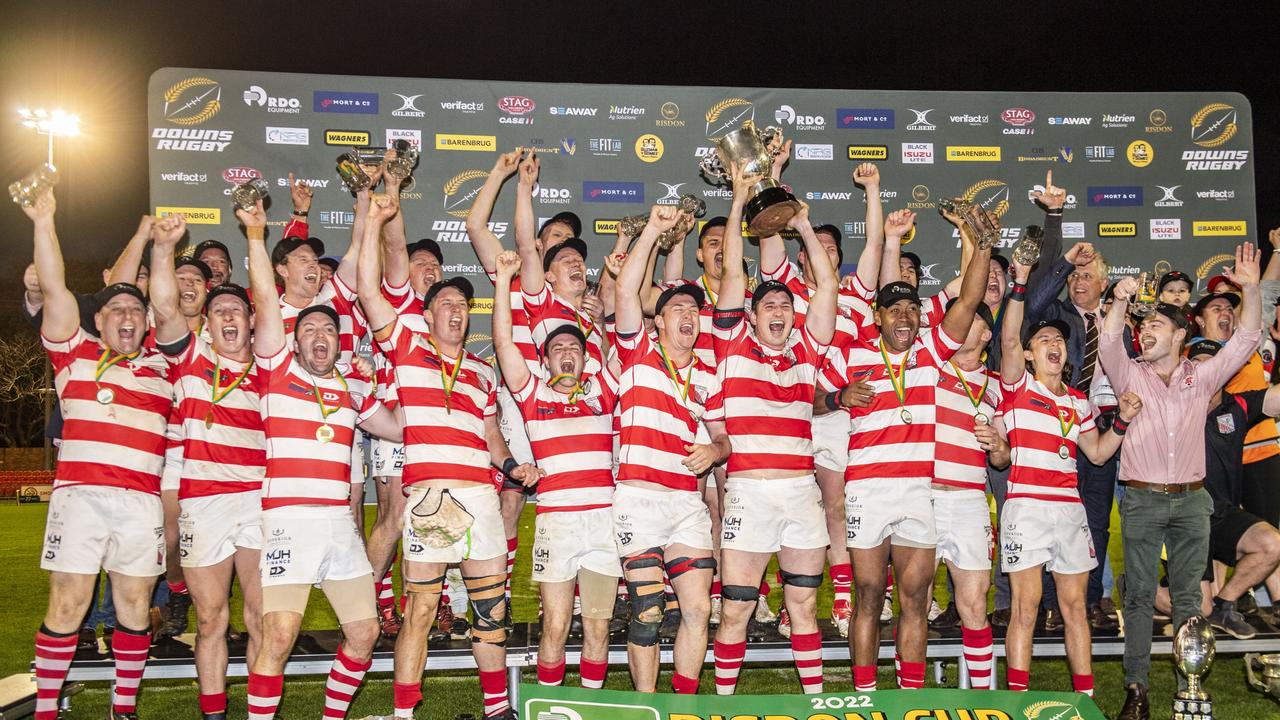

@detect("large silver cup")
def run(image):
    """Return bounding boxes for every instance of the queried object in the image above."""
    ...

[336,152,373,192]
[1245,653,1280,699]
[699,120,799,236]
[939,196,1000,250]
[231,178,270,212]
[618,194,707,251]
[1012,225,1044,266]
[385,140,419,193]
[1173,616,1215,720]
[9,163,58,207]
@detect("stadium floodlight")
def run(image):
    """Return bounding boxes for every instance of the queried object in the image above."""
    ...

[19,107,80,166]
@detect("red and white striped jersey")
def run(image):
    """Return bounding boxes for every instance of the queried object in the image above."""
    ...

[712,308,827,477]
[819,325,963,482]
[510,366,619,513]
[1000,370,1097,502]
[920,290,949,329]
[279,274,367,365]
[257,346,378,509]
[660,277,753,367]
[935,361,1003,491]
[760,260,877,352]
[378,318,496,487]
[162,333,265,498]
[616,330,725,492]
[522,282,605,373]
[486,271,537,372]
[44,328,173,494]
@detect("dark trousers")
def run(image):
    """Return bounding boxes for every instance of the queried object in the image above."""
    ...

[1078,447,1119,607]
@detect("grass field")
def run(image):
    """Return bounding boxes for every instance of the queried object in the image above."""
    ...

[2,502,1278,718]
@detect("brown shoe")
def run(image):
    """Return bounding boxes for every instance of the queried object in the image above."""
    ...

[1116,683,1149,720]
[1100,597,1118,619]
[1089,604,1119,633]
[1043,608,1064,633]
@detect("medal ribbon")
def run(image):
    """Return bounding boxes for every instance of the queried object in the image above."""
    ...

[95,347,139,386]
[949,360,989,414]
[1055,401,1077,442]
[309,368,347,424]
[656,341,692,404]
[211,356,254,407]
[878,339,909,411]
[699,274,718,306]
[547,372,585,404]
[426,335,463,403]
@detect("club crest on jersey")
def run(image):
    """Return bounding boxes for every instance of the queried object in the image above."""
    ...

[1029,398,1053,412]
[1058,407,1075,423]
[690,384,708,405]
[907,351,918,368]
[1183,374,1195,388]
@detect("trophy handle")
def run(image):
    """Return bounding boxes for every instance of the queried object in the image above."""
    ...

[1245,653,1267,692]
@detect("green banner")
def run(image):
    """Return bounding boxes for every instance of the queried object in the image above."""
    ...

[520,684,1106,720]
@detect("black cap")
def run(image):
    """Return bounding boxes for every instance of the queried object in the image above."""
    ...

[295,304,340,332]
[875,281,920,309]
[655,282,706,314]
[991,252,1010,274]
[1022,318,1071,348]
[175,256,212,281]
[539,211,582,239]
[751,279,795,308]
[317,256,340,272]
[946,297,996,331]
[93,282,147,311]
[1159,270,1192,292]
[699,216,728,245]
[1187,338,1222,359]
[406,237,444,265]
[271,236,325,266]
[543,237,589,272]
[542,324,587,356]
[1143,302,1191,330]
[193,239,231,263]
[901,252,922,272]
[422,276,475,309]
[205,283,251,312]
[1193,291,1241,317]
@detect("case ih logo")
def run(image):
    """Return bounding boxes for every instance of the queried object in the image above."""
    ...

[498,96,535,115]
[1001,108,1035,126]
[222,167,260,183]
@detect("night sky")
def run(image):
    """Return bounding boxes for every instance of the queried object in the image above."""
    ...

[2,1,1277,327]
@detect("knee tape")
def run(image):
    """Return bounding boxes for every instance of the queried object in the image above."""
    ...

[463,573,507,646]
[664,555,716,580]
[780,569,824,588]
[625,578,665,647]
[404,574,444,596]
[622,548,664,573]
[721,584,760,602]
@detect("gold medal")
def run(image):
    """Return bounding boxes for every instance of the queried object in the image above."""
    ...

[204,411,214,429]
[975,412,990,425]
[900,408,913,424]
[93,346,137,408]
[96,387,115,405]
[316,424,335,443]
[880,341,913,425]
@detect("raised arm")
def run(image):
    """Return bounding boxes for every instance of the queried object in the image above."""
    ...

[148,214,192,345]
[381,167,410,289]
[492,250,531,391]
[1226,242,1263,332]
[515,151,545,291]
[599,231,630,318]
[356,195,401,340]
[881,210,914,290]
[939,217,994,342]
[242,201,284,357]
[1029,169,1066,267]
[615,206,680,335]
[106,216,156,286]
[1079,392,1142,464]
[792,204,837,345]
[23,192,77,342]
[852,163,884,290]
[466,148,523,274]
[1001,257,1031,384]
[717,162,753,311]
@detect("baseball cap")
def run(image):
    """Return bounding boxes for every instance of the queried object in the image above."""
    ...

[1022,318,1071,348]
[1142,302,1191,330]
[655,282,706,314]
[1187,338,1221,359]
[945,297,995,330]
[422,277,475,309]
[901,252,922,273]
[1193,291,1241,317]
[1206,274,1240,294]
[317,256,339,272]
[193,239,231,263]
[542,324,587,355]
[204,283,251,312]
[93,282,147,312]
[271,236,325,266]
[175,257,212,281]
[875,281,920,309]
[539,211,582,239]
[699,216,728,245]
[1159,270,1192,292]
[543,237,589,272]
[751,279,794,308]
[406,237,443,264]
[295,304,340,332]
[991,252,1010,275]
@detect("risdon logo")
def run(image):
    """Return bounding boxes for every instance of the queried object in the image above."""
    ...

[441,170,490,218]
[163,77,222,125]
[1190,103,1239,148]
[705,98,755,139]
[583,181,644,203]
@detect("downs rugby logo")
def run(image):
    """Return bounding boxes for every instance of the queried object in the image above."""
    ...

[1023,699,1085,720]
[705,97,755,139]
[163,77,222,125]
[442,170,490,218]
[1190,102,1238,148]
[959,179,1011,219]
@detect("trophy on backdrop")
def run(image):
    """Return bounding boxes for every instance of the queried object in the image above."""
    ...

[699,120,799,236]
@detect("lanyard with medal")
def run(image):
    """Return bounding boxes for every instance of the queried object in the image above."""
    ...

[206,356,255,429]
[879,340,912,424]
[426,335,463,414]
[699,274,717,307]
[1055,401,1076,460]
[949,360,990,425]
[657,341,693,405]
[309,368,347,443]
[94,347,139,404]
[547,373,587,404]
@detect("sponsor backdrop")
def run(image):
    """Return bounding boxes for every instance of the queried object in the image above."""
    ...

[148,68,1255,357]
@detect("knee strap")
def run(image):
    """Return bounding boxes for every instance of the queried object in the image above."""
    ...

[622,548,664,572]
[462,573,507,646]
[780,569,824,588]
[721,584,760,602]
[664,555,715,580]
[624,578,665,647]
[404,574,445,595]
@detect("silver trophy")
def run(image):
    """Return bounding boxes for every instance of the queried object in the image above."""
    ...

[939,196,1000,250]
[230,177,270,212]
[1131,271,1159,317]
[1172,616,1215,720]
[699,120,799,236]
[618,194,707,251]
[336,152,373,192]
[9,163,58,207]
[1245,653,1280,699]
[384,140,420,193]
[1012,225,1044,266]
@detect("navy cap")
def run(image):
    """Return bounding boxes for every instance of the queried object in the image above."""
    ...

[271,236,325,266]
[193,239,231,263]
[543,237,589,272]
[1193,291,1240,317]
[93,283,147,311]
[317,256,339,272]
[542,324,587,356]
[295,304,339,332]
[1022,318,1071,348]
[1143,302,1190,330]
[655,282,705,314]
[875,281,920,309]
[1187,338,1221,359]
[406,237,444,264]
[539,211,582,239]
[751,279,794,308]
[1159,270,1192,292]
[422,277,475,309]
[205,283,251,312]
[175,256,213,281]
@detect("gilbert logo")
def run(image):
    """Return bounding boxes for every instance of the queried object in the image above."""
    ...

[1097,222,1137,237]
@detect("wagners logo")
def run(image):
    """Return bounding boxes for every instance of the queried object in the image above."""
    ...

[163,77,222,125]
[705,98,754,138]
[847,145,888,160]
[313,91,378,114]
[837,108,894,129]
[1098,222,1137,237]
[1086,186,1143,207]
[1193,220,1247,236]
[594,219,620,234]
[583,181,644,203]
[435,134,497,152]
[325,130,370,146]
[156,207,220,225]
[946,146,1001,161]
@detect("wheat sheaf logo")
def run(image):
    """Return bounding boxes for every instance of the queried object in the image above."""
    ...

[1196,253,1236,281]
[163,77,222,126]
[1190,102,1238,148]
[1022,699,1083,720]
[465,332,496,364]
[705,97,755,139]
[442,170,490,218]
[960,179,1011,219]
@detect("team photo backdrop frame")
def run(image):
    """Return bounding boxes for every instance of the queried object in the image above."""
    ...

[148,67,1255,359]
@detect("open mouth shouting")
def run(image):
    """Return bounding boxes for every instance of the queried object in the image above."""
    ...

[1046,348,1063,365]
[678,319,696,337]
[221,325,239,343]
[180,290,197,304]
[768,320,785,334]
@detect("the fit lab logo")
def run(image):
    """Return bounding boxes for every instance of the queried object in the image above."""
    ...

[442,170,490,218]
[1153,185,1183,207]
[1150,218,1182,240]
[265,126,308,145]
[846,145,888,161]
[901,142,934,164]
[1085,145,1115,163]
[837,108,894,129]
[794,143,833,160]
[705,98,754,138]
[906,108,936,131]
[163,77,222,125]
[1086,186,1143,207]
[1190,102,1239,148]
[774,104,825,130]
[324,129,370,146]
[583,181,644,203]
[242,85,300,113]
[1046,115,1092,126]
[1001,108,1035,135]
[391,93,426,118]
[498,96,535,124]
[589,138,622,156]
[1193,220,1247,236]
[549,105,597,117]
[313,91,378,114]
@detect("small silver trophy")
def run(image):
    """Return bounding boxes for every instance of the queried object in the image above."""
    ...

[699,120,799,236]
[1244,652,1280,699]
[1012,225,1045,266]
[618,194,707,251]
[1131,271,1159,317]
[336,152,373,192]
[939,196,1000,250]
[230,178,270,212]
[1172,616,1215,720]
[384,140,420,192]
[9,163,58,207]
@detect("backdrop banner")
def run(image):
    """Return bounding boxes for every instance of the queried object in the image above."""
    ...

[148,68,1255,359]
[518,684,1107,720]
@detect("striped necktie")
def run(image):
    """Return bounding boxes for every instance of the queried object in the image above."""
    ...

[1076,311,1098,391]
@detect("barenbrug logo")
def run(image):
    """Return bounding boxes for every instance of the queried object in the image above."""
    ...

[906,108,936,131]
[705,98,754,138]
[946,146,1001,162]
[774,104,825,131]
[265,126,308,145]
[242,85,301,113]
[1001,108,1035,135]
[222,167,260,184]
[313,91,378,114]
[153,128,233,152]
[498,96,535,124]
[163,77,222,125]
[836,108,894,129]
[1182,149,1249,171]
[442,170,490,218]
[435,133,497,152]
[901,142,933,164]
[794,143,833,160]
[1154,185,1183,207]
[583,181,644,203]
[1192,220,1247,236]
[609,103,645,120]
[1150,218,1181,239]
[1087,186,1144,207]
[440,100,484,113]
[589,138,622,156]
[1046,115,1092,126]
[1190,103,1238,148]
[391,93,426,118]
[1085,145,1115,163]
[549,105,597,117]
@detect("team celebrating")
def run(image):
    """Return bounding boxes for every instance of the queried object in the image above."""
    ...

[21,137,1280,720]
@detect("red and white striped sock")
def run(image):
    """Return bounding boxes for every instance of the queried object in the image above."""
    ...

[537,658,566,686]
[897,660,925,689]
[853,664,877,692]
[110,626,150,715]
[33,627,76,720]
[617,578,628,601]
[790,632,824,694]
[479,669,509,717]
[1007,667,1029,692]
[246,672,283,720]
[167,579,188,595]
[377,568,396,609]
[199,691,228,716]
[393,681,421,718]
[830,563,852,606]
[579,657,607,689]
[671,672,699,694]
[962,625,994,690]
[713,639,747,695]
[1072,673,1094,697]
[322,645,371,719]
[504,536,518,595]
